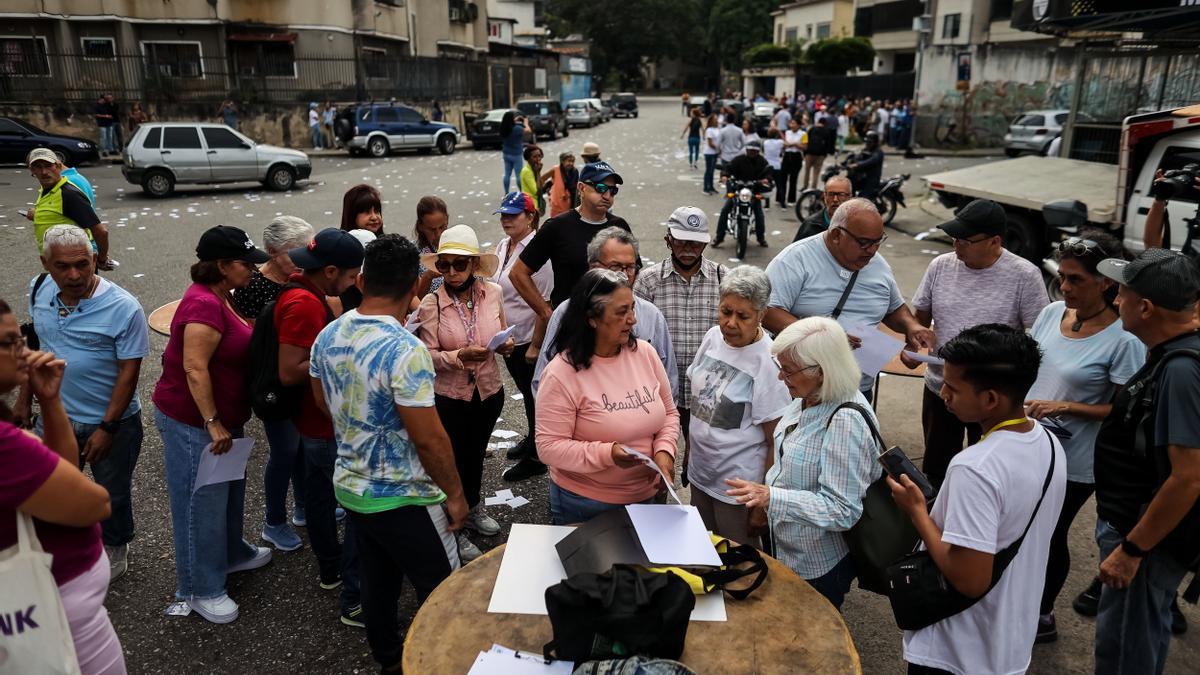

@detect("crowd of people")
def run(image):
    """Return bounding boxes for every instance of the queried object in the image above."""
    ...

[3,122,1200,675]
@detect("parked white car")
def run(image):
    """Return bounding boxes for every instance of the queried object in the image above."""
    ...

[566,100,601,128]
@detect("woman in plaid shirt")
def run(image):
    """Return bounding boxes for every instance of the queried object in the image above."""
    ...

[726,316,879,609]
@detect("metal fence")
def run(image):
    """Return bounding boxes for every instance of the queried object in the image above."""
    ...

[0,51,491,106]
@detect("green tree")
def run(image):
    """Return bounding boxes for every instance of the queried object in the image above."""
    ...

[804,37,875,75]
[706,0,778,71]
[742,43,792,66]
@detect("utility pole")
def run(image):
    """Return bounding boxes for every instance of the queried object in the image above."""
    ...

[907,0,932,159]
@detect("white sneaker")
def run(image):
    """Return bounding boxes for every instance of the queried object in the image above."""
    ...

[457,532,483,563]
[105,543,129,582]
[188,594,239,624]
[227,546,272,574]
[467,505,501,536]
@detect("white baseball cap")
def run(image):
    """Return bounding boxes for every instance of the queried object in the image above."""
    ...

[665,206,710,243]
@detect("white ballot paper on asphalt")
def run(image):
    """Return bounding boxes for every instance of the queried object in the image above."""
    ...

[623,446,681,504]
[193,438,254,494]
[487,324,517,351]
[848,323,905,378]
[625,504,723,567]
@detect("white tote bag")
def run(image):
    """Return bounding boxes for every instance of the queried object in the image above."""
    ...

[0,511,82,675]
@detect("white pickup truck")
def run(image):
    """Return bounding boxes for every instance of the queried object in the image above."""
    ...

[923,105,1200,261]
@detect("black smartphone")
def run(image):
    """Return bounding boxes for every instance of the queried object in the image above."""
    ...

[879,446,935,502]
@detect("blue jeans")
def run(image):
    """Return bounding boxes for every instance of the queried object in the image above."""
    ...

[311,124,323,149]
[687,136,700,165]
[262,418,306,527]
[98,125,116,153]
[806,554,857,610]
[300,435,360,611]
[502,153,523,194]
[703,154,717,192]
[1094,519,1189,675]
[549,482,653,525]
[156,409,257,600]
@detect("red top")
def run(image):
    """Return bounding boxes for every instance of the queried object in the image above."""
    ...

[0,421,102,586]
[275,273,334,439]
[153,283,254,429]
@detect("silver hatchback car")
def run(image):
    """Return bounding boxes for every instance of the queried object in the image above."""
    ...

[1004,110,1069,157]
[122,122,312,197]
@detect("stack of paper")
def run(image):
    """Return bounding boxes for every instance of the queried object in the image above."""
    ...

[466,644,573,675]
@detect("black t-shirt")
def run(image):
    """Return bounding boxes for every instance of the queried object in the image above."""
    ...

[42,181,100,230]
[794,209,830,242]
[806,125,836,156]
[519,209,631,307]
[94,101,115,127]
[727,154,771,182]
[688,117,702,137]
[1095,331,1200,552]
[231,270,284,319]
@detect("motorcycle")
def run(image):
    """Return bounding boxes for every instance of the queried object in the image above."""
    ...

[724,178,772,260]
[794,153,910,227]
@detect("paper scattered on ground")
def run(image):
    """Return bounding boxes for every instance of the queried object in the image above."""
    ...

[484,488,526,509]
[510,393,524,401]
[491,429,520,439]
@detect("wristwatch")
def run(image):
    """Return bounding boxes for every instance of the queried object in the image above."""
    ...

[203,416,220,430]
[98,419,120,434]
[1121,538,1149,558]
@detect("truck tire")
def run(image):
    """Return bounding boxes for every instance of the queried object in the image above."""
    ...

[1003,212,1041,262]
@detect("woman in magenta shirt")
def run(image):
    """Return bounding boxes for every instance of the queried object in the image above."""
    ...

[536,269,680,524]
[0,298,125,674]
[151,225,273,624]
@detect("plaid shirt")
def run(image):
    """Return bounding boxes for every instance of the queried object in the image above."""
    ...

[634,258,727,407]
[766,394,880,578]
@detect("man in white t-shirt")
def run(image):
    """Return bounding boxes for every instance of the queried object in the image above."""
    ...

[890,324,1066,675]
[906,199,1049,487]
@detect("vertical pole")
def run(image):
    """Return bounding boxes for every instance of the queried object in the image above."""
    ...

[1062,40,1088,161]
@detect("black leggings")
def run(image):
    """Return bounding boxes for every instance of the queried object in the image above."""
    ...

[503,342,538,459]
[435,389,504,509]
[1040,480,1096,615]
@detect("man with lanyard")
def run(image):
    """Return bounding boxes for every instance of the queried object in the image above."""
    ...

[848,131,886,199]
[509,161,631,362]
[24,148,112,270]
[713,139,772,249]
[1091,249,1200,675]
[634,207,728,484]
[764,198,934,401]
[794,175,853,242]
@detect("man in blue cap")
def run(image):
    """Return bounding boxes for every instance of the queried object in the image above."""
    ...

[274,228,364,626]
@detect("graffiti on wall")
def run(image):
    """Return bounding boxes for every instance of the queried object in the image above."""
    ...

[925,79,1073,148]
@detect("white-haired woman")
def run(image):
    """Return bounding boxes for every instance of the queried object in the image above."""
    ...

[687,266,790,546]
[231,216,314,552]
[726,316,878,609]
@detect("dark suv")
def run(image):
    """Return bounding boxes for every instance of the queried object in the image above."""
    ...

[336,103,460,157]
[609,93,639,119]
[516,99,569,140]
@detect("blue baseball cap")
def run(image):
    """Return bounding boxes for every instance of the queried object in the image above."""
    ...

[494,191,537,215]
[288,228,365,270]
[579,161,623,185]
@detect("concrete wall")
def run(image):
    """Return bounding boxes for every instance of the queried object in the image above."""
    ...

[916,42,1076,147]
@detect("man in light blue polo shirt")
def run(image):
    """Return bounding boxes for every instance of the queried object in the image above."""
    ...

[764,197,933,398]
[18,224,148,581]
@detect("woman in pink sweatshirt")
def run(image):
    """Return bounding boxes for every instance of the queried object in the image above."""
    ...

[535,268,680,524]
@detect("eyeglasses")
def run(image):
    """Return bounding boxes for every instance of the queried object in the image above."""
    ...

[603,262,638,277]
[667,236,706,251]
[824,191,853,199]
[952,235,993,246]
[0,335,27,356]
[773,356,820,379]
[1057,237,1107,257]
[585,182,620,197]
[434,257,473,273]
[836,227,887,250]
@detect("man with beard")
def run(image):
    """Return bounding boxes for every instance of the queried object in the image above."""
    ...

[634,207,727,485]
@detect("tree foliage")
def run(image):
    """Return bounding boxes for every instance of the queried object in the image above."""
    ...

[804,37,875,75]
[742,43,792,66]
[706,0,778,71]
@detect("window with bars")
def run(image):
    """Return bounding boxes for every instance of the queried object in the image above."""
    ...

[231,42,296,78]
[0,37,50,76]
[143,42,204,78]
[81,37,115,60]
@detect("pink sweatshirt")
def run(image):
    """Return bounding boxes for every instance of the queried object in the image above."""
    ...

[535,340,679,504]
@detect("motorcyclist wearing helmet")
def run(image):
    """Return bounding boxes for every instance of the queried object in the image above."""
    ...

[714,139,773,248]
[848,131,885,199]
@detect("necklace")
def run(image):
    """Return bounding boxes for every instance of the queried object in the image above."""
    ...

[57,277,98,317]
[1070,305,1110,332]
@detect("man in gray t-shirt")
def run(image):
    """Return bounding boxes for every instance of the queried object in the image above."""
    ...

[718,113,745,166]
[907,199,1049,486]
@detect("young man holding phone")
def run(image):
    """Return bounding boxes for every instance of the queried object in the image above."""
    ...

[890,324,1066,675]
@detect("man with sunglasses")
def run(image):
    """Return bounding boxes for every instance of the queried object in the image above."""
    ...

[764,198,933,400]
[794,175,854,242]
[906,199,1048,488]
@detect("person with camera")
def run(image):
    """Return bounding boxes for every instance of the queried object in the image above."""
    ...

[1090,249,1200,675]
[890,324,1066,675]
[1142,167,1200,254]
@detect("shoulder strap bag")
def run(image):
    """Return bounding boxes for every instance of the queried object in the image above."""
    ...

[19,272,50,351]
[829,270,859,321]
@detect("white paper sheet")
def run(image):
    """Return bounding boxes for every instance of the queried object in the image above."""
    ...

[622,446,682,504]
[466,644,574,675]
[485,496,509,507]
[624,504,723,567]
[192,439,254,494]
[488,524,726,621]
[404,309,421,332]
[901,350,944,366]
[492,429,520,439]
[506,496,530,508]
[496,489,515,500]
[848,324,905,378]
[487,325,517,351]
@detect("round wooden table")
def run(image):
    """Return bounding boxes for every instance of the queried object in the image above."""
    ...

[147,299,180,336]
[403,544,861,674]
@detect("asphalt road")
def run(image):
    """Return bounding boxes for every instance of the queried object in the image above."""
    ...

[0,97,1196,674]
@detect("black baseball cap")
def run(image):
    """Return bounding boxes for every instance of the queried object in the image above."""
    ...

[938,199,1007,239]
[196,225,270,263]
[1097,248,1200,311]
[288,228,365,270]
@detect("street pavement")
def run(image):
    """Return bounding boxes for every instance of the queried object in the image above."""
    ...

[0,97,1196,674]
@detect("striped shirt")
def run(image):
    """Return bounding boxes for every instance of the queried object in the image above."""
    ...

[634,258,727,407]
[766,392,880,578]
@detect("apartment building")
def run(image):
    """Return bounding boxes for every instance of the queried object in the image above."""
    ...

[773,0,855,46]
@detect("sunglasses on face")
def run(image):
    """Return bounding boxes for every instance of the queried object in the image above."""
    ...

[585,182,619,196]
[1057,237,1107,257]
[435,258,473,273]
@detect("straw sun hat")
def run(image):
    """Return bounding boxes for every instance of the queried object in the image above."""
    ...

[419,224,499,278]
